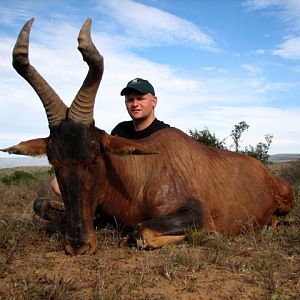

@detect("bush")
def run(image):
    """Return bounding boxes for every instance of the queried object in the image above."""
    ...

[243,134,273,165]
[48,167,55,176]
[188,128,226,149]
[1,170,37,185]
[188,121,273,164]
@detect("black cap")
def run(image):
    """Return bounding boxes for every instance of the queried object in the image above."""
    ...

[120,78,155,96]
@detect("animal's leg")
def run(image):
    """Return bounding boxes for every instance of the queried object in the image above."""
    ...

[33,197,65,221]
[12,19,67,127]
[267,215,280,229]
[129,199,215,249]
[272,175,294,216]
[134,228,186,249]
[130,215,193,250]
[267,215,296,229]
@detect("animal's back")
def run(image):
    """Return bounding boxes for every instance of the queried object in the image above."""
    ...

[130,127,294,234]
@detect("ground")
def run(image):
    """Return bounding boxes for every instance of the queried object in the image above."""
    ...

[0,164,299,299]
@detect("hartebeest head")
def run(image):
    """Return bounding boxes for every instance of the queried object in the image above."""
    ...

[2,19,152,255]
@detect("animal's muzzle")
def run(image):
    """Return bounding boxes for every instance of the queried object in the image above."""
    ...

[64,223,96,255]
[64,236,96,255]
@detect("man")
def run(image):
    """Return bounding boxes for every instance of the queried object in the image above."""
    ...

[36,78,169,216]
[112,78,169,139]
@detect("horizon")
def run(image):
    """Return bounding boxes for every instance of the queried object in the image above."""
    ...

[1,152,300,170]
[0,0,299,156]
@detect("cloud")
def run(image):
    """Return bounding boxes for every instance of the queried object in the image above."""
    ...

[241,64,263,74]
[243,0,282,10]
[244,0,300,60]
[272,36,300,59]
[96,0,216,51]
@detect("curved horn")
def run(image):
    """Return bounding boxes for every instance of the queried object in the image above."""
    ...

[13,18,67,127]
[68,18,104,125]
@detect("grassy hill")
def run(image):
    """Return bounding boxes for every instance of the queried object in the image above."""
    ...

[270,154,300,163]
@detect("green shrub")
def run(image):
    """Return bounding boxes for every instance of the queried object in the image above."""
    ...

[188,121,273,164]
[48,167,55,176]
[1,170,37,185]
[188,128,226,149]
[242,134,273,165]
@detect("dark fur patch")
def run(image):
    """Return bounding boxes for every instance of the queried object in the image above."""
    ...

[47,120,98,162]
[128,198,203,243]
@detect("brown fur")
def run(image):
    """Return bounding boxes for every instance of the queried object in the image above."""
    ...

[97,128,294,234]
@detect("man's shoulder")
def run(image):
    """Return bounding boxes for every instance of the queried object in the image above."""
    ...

[151,119,170,130]
[111,121,134,138]
[112,120,133,131]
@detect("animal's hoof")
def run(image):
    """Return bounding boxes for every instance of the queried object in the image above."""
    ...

[33,196,50,218]
[33,196,65,221]
[136,238,147,250]
[127,228,143,249]
[127,227,152,250]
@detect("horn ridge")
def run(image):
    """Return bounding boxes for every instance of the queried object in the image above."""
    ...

[13,18,68,127]
[68,18,104,125]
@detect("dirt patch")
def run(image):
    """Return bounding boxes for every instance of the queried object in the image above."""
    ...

[0,165,299,299]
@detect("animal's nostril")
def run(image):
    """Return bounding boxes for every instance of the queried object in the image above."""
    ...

[65,235,96,255]
[65,241,87,255]
[70,238,85,249]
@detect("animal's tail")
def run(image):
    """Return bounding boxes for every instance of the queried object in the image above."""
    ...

[272,175,295,216]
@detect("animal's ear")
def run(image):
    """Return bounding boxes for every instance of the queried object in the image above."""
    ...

[1,137,49,156]
[102,134,158,155]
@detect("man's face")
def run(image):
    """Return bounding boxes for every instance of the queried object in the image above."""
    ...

[125,92,157,121]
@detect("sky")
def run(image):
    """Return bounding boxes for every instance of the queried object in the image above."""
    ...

[0,0,299,158]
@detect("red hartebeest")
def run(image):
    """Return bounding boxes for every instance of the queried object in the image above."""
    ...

[1,19,294,255]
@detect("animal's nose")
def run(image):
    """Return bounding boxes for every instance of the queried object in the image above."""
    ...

[64,238,96,255]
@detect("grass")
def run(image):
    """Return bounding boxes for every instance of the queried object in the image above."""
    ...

[0,163,299,299]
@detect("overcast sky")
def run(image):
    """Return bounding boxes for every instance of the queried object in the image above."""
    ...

[0,0,299,157]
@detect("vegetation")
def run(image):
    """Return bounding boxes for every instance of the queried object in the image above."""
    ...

[279,160,300,199]
[1,170,37,185]
[0,164,299,299]
[187,128,225,149]
[230,120,250,152]
[189,121,273,164]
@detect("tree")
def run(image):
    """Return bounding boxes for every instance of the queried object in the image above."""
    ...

[188,128,226,149]
[230,121,249,152]
[243,134,273,165]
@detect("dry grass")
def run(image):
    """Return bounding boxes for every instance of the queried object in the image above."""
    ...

[0,163,299,300]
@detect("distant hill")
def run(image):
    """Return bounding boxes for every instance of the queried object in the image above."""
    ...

[269,153,300,163]
[0,153,299,169]
[0,157,49,169]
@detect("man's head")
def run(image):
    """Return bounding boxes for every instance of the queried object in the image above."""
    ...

[121,78,157,130]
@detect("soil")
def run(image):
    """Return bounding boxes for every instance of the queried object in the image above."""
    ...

[0,165,299,299]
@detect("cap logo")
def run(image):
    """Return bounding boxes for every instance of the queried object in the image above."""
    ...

[131,78,139,84]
